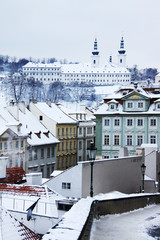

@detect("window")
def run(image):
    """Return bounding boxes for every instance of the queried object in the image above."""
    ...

[70,142,72,150]
[21,140,24,148]
[150,119,156,126]
[58,143,60,151]
[157,103,160,109]
[4,142,7,150]
[62,128,64,136]
[74,141,76,149]
[104,135,109,145]
[47,148,50,157]
[41,148,44,158]
[62,182,71,189]
[114,119,120,126]
[58,128,60,136]
[10,142,12,149]
[20,158,23,168]
[52,147,54,157]
[137,119,143,126]
[16,141,19,148]
[79,141,82,150]
[127,102,133,108]
[79,128,82,135]
[34,149,37,160]
[127,119,133,126]
[138,102,143,108]
[104,119,110,126]
[39,115,43,121]
[137,135,143,145]
[114,135,119,145]
[16,158,18,167]
[62,142,64,151]
[70,128,72,135]
[87,127,92,134]
[66,128,68,136]
[110,104,114,109]
[0,142,2,150]
[127,135,132,146]
[150,135,156,144]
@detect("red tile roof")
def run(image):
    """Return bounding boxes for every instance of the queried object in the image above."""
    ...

[0,183,52,196]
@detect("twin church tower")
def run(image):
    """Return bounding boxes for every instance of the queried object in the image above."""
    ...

[91,37,126,68]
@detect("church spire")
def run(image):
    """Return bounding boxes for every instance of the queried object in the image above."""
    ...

[117,37,126,67]
[118,37,126,55]
[91,38,100,67]
[92,38,99,56]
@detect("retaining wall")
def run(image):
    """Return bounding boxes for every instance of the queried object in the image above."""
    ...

[78,194,160,240]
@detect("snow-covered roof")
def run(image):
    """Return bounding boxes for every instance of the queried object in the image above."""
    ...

[18,107,59,146]
[34,102,77,124]
[23,62,61,68]
[0,205,40,240]
[61,62,130,74]
[94,100,160,115]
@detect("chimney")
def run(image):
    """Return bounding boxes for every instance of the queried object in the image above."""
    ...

[18,101,26,114]
[46,99,52,107]
[7,100,19,121]
[43,130,49,138]
[29,99,37,104]
[35,131,41,138]
[28,131,32,139]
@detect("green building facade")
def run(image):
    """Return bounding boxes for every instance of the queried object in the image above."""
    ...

[95,88,160,158]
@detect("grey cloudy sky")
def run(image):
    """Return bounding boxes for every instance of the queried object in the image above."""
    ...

[0,0,160,70]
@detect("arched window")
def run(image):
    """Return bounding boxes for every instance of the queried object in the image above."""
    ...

[93,60,96,64]
[120,59,122,63]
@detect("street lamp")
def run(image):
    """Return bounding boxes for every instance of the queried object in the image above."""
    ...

[87,141,97,197]
[141,163,146,193]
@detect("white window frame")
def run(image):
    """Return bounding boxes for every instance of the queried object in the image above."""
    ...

[137,118,143,127]
[150,135,156,144]
[138,101,144,109]
[127,118,133,127]
[104,135,110,145]
[127,102,133,108]
[127,135,132,146]
[114,135,120,145]
[150,118,157,127]
[137,135,143,146]
[114,118,120,126]
[104,118,110,126]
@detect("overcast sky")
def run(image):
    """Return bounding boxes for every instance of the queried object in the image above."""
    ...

[0,0,160,70]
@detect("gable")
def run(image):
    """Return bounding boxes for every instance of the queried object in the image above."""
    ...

[0,128,18,139]
[121,90,150,101]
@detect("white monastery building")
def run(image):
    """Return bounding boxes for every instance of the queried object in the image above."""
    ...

[22,37,131,85]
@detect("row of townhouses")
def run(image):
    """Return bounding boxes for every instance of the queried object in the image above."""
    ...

[95,84,160,158]
[22,37,131,85]
[0,98,95,177]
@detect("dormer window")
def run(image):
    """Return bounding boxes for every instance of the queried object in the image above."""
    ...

[157,103,160,109]
[138,102,144,108]
[111,104,114,109]
[127,102,133,108]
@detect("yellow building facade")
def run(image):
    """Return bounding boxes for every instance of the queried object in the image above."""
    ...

[56,124,77,170]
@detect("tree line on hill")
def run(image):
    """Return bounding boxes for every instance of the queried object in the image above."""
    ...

[0,54,159,105]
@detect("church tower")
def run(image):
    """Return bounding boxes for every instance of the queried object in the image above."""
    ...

[91,38,100,68]
[118,37,126,67]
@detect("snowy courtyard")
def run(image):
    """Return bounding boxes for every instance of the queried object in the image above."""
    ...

[90,204,160,240]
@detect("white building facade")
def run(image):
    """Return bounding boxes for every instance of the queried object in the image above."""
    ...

[22,38,131,86]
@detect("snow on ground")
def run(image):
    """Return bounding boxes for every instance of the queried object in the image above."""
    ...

[94,85,120,95]
[42,191,160,240]
[90,204,160,240]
